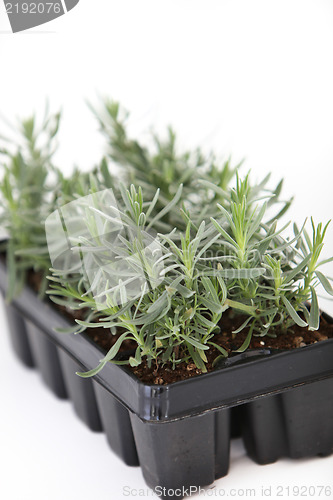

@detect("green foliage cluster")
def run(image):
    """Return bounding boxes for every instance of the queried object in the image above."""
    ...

[0,109,60,299]
[1,101,332,377]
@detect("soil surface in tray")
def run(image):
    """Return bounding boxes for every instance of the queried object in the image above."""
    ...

[25,267,333,385]
[131,308,333,384]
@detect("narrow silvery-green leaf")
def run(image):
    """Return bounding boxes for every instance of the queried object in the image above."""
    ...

[201,276,220,304]
[210,217,238,248]
[180,334,209,350]
[282,296,308,327]
[103,332,133,363]
[234,323,255,353]
[76,360,108,378]
[308,286,319,331]
[209,342,228,357]
[266,197,293,225]
[147,183,183,229]
[283,254,311,285]
[232,316,253,334]
[199,296,224,314]
[187,344,207,372]
[246,202,267,242]
[315,270,333,296]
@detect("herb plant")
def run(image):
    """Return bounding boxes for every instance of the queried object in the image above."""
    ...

[47,175,333,378]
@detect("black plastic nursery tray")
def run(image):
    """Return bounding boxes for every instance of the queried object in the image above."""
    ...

[1,258,333,498]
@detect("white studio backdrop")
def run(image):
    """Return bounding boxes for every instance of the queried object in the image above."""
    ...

[0,1,333,499]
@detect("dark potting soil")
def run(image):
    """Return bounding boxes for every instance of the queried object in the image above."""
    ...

[24,267,333,385]
[130,308,333,384]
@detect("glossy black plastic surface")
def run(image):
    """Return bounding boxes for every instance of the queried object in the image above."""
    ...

[25,319,68,399]
[240,376,333,464]
[130,408,230,496]
[93,382,139,465]
[3,303,34,368]
[58,350,103,431]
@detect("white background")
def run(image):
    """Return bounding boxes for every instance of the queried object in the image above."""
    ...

[1,1,333,499]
